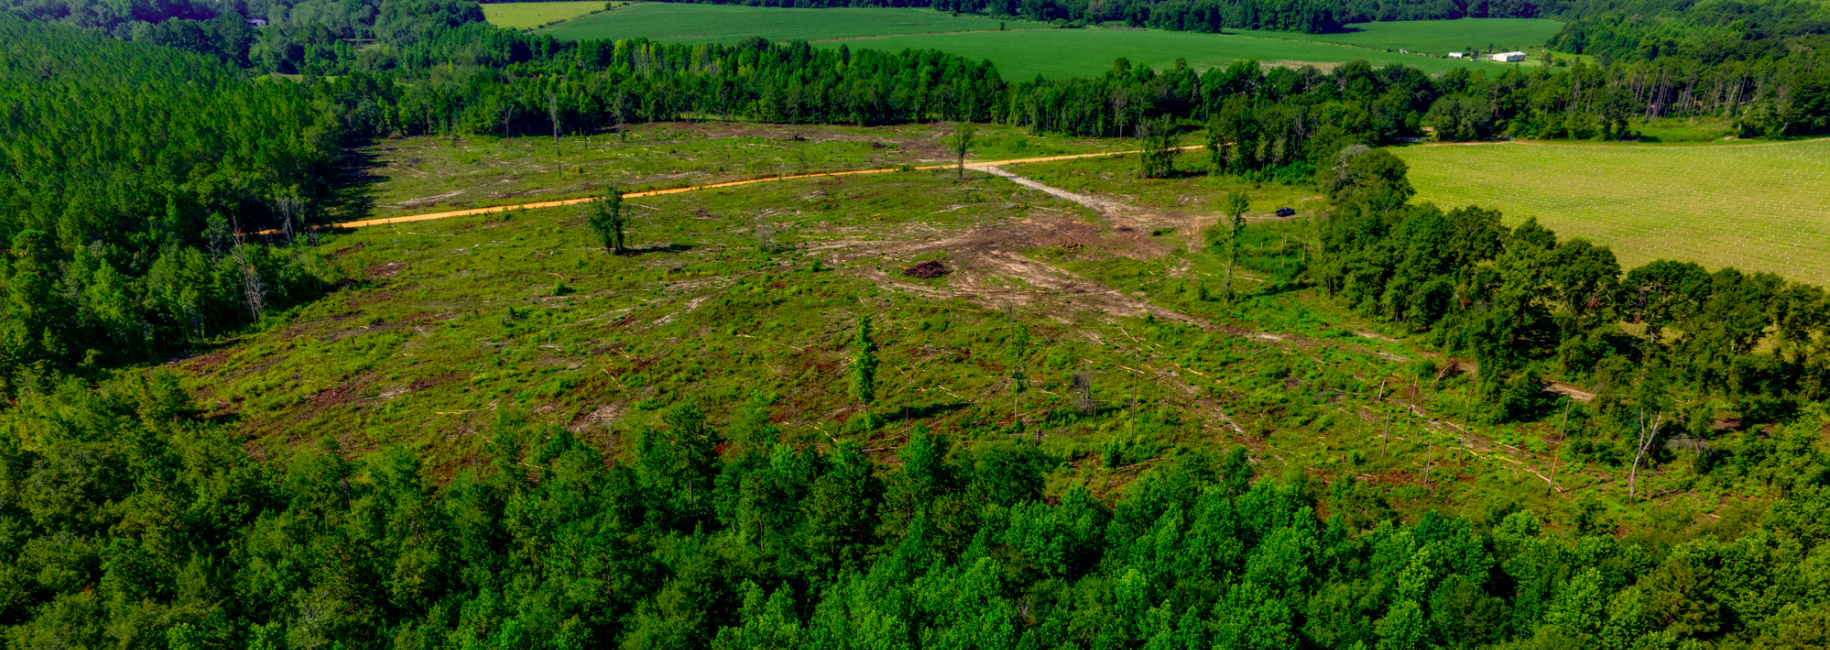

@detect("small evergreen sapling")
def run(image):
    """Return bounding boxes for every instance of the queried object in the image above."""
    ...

[587,185,627,253]
[849,315,879,425]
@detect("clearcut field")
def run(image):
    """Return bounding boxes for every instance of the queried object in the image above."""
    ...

[1393,138,1830,284]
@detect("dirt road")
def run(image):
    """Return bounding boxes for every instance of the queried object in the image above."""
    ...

[331,146,1207,229]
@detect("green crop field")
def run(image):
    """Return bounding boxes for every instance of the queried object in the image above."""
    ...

[1393,138,1830,285]
[482,1,617,30]
[1236,18,1564,56]
[817,28,1496,79]
[541,4,1514,78]
[541,3,1048,43]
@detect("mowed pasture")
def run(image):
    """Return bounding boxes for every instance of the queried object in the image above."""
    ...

[540,3,1513,78]
[1394,138,1830,285]
[482,1,616,29]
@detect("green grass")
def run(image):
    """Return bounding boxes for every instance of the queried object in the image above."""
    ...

[483,1,619,30]
[1236,18,1563,55]
[359,122,1127,219]
[1392,138,1830,285]
[541,4,1520,78]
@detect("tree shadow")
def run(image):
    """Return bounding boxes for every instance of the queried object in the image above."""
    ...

[887,401,970,424]
[624,243,695,255]
[324,145,383,227]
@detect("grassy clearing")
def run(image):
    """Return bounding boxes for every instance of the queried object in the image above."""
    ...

[542,4,1511,78]
[175,128,1765,532]
[1392,138,1830,285]
[357,121,1125,219]
[1237,18,1563,56]
[483,2,619,30]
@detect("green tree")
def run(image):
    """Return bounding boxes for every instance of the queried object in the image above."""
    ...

[587,185,628,253]
[1208,191,1251,300]
[1138,116,1180,179]
[850,316,879,413]
[950,121,976,180]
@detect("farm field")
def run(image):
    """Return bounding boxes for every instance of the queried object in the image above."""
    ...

[541,3,1049,43]
[541,4,1511,78]
[481,1,617,29]
[1235,17,1563,56]
[1393,138,1830,285]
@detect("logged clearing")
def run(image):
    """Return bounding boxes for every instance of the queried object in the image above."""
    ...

[358,121,1128,220]
[541,4,1510,78]
[174,124,1751,526]
[1394,138,1830,285]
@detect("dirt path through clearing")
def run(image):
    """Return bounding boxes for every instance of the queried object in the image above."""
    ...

[331,146,1208,229]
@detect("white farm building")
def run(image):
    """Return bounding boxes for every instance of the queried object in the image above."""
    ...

[1491,51,1527,63]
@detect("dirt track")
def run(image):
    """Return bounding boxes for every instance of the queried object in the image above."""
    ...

[330,146,1207,229]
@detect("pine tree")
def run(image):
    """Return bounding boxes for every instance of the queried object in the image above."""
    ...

[951,121,976,180]
[587,185,627,253]
[1211,191,1251,300]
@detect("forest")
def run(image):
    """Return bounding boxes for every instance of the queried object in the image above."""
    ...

[3,0,1830,644]
[3,369,1830,647]
[0,19,345,382]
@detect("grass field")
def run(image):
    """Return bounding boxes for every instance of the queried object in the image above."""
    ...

[482,1,618,29]
[541,4,1516,78]
[1393,138,1830,285]
[1236,18,1562,55]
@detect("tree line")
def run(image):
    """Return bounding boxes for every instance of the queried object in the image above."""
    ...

[5,371,1830,647]
[11,0,1830,138]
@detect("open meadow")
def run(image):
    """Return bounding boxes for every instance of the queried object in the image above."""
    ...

[1393,138,1830,285]
[539,3,1520,77]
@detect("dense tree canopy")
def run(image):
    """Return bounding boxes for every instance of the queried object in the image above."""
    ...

[0,18,342,379]
[5,375,1830,646]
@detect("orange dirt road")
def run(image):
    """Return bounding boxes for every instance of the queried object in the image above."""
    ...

[332,146,1206,230]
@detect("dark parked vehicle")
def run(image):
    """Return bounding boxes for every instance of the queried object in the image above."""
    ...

[1276,207,1296,217]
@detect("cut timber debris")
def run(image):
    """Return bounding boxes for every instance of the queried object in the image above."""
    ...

[901,260,949,278]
